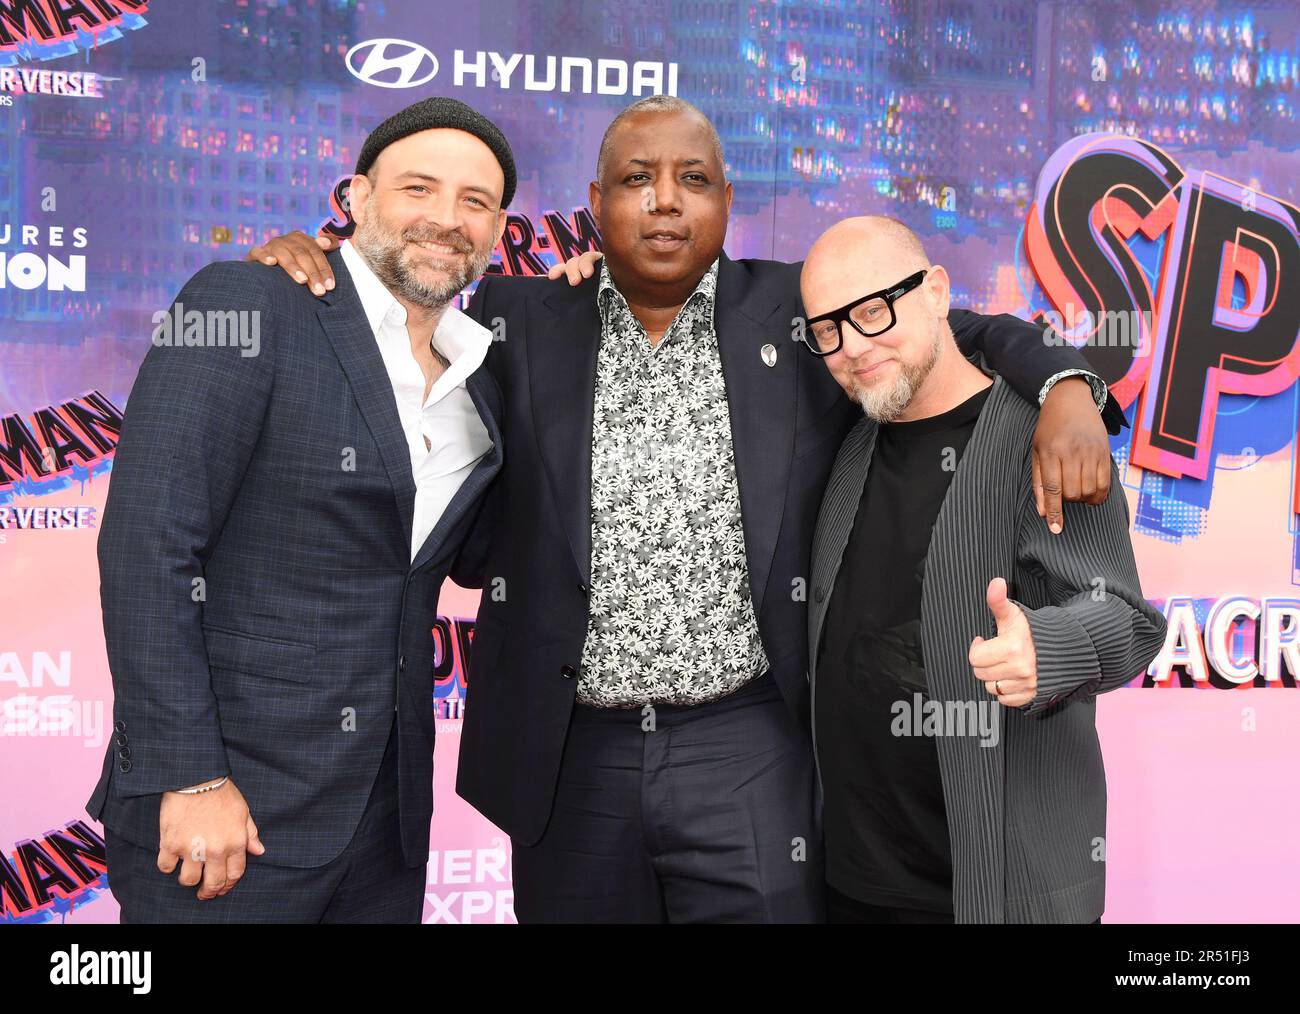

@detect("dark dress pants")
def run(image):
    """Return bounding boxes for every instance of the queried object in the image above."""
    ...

[511,672,825,923]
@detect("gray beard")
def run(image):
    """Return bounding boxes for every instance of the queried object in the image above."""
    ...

[352,220,491,310]
[852,321,943,422]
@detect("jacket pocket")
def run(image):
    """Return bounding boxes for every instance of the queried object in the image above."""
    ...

[203,625,317,685]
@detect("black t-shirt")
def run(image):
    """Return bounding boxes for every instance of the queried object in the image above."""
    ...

[815,384,991,912]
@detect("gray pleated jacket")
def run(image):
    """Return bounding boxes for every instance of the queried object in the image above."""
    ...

[808,374,1167,923]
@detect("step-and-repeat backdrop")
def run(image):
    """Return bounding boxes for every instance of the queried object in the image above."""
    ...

[2,1,1297,923]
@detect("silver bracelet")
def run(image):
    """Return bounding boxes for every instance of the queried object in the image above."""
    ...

[176,776,229,795]
[1038,368,1108,412]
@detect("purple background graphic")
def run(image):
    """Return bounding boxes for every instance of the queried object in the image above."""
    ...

[2,0,1298,923]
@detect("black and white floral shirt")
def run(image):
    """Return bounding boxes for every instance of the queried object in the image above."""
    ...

[577,259,770,707]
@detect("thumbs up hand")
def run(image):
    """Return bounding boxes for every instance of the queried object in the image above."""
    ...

[969,577,1037,708]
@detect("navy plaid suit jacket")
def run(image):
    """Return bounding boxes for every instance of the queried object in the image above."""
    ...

[86,250,502,869]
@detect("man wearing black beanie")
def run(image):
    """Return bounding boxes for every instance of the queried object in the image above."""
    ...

[356,96,517,207]
[89,97,510,922]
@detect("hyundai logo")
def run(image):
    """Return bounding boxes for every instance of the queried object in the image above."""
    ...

[345,38,439,89]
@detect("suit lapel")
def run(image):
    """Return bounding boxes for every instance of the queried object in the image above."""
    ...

[315,250,416,550]
[410,365,504,573]
[526,255,802,604]
[715,253,800,617]
[528,276,602,582]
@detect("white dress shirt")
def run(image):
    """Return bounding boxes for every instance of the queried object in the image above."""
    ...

[341,240,494,561]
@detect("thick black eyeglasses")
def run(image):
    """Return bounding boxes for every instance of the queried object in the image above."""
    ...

[801,269,927,356]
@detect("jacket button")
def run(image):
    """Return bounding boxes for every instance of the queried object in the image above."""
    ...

[118,746,132,759]
[118,759,132,772]
[115,733,128,746]
[560,664,577,679]
[114,720,126,733]
[814,587,824,603]
[578,582,588,596]
[398,655,406,671]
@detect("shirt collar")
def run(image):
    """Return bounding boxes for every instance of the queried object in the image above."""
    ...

[341,239,402,337]
[341,238,492,384]
[597,257,720,335]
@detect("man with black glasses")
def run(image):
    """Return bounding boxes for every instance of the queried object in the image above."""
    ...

[803,216,1165,923]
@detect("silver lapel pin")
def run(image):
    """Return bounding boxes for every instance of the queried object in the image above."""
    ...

[761,343,777,368]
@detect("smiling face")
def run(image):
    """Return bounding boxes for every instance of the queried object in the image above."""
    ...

[801,217,952,422]
[348,128,507,309]
[589,107,732,297]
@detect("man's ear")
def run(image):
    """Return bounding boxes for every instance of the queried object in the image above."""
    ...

[926,264,951,319]
[724,179,733,216]
[349,173,373,226]
[588,180,602,229]
[493,207,508,247]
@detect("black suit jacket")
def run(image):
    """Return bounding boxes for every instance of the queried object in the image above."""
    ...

[455,252,1114,846]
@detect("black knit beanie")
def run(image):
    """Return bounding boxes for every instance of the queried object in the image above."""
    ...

[355,97,517,208]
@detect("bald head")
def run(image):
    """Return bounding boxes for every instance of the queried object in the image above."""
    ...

[802,216,930,318]
[800,215,968,422]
